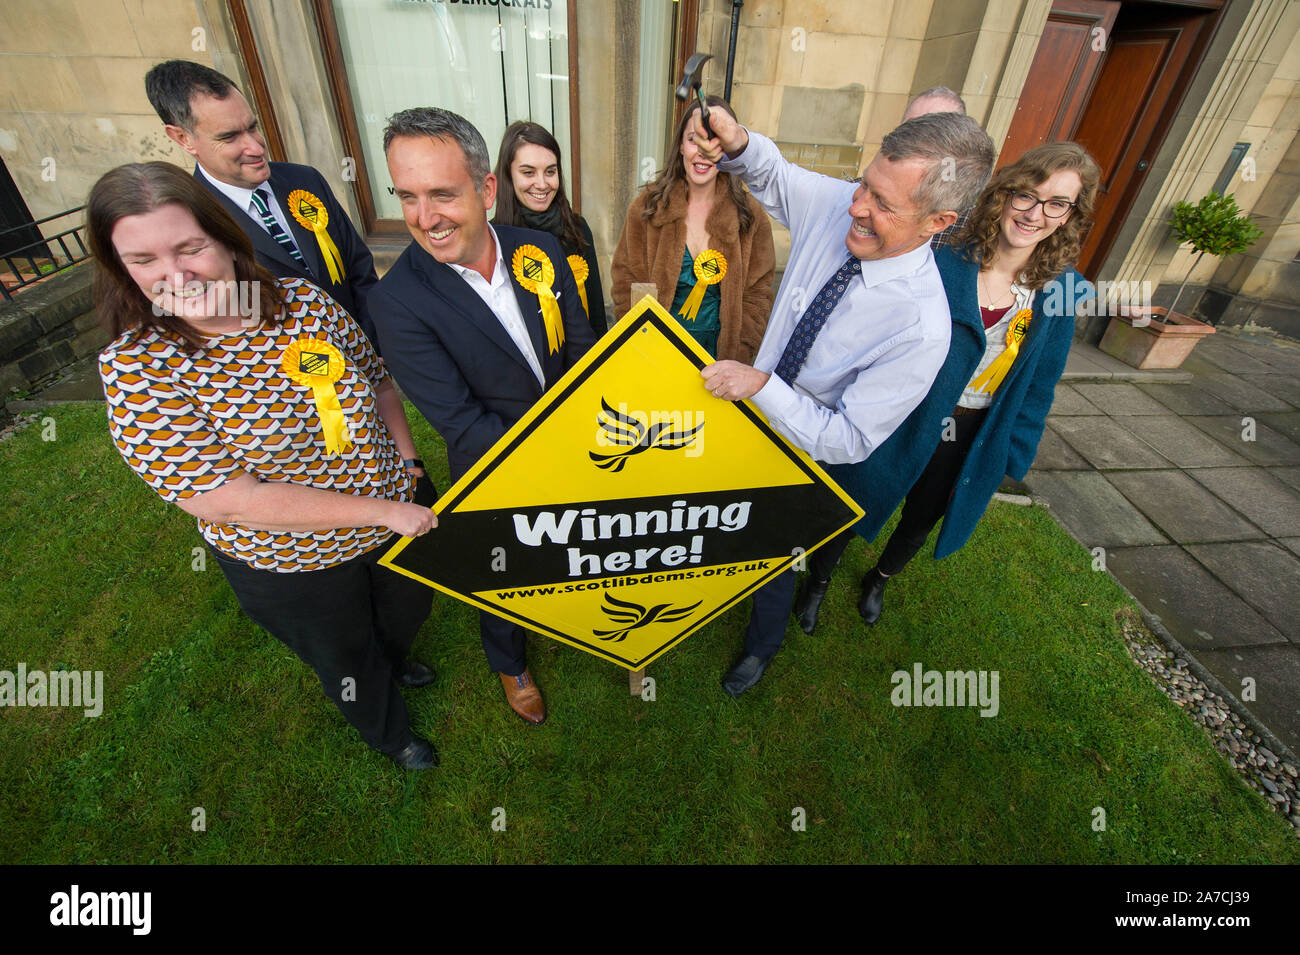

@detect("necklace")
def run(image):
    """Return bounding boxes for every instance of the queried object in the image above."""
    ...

[979,272,1014,310]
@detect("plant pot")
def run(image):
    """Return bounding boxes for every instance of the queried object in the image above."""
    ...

[1097,306,1216,370]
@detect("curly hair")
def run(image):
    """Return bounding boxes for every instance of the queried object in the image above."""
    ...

[491,120,585,252]
[954,141,1101,289]
[87,161,284,350]
[640,96,754,235]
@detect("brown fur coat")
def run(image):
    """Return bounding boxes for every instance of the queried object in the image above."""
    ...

[610,176,775,363]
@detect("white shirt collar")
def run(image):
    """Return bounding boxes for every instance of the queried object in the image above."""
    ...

[855,240,933,289]
[446,225,505,287]
[197,163,265,212]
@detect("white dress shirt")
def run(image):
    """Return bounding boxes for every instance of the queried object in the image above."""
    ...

[447,226,545,388]
[196,164,297,245]
[718,130,952,465]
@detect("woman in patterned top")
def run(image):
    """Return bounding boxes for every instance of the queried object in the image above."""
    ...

[89,161,441,770]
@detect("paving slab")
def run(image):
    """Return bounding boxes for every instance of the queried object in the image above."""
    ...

[1192,339,1282,375]
[1106,545,1289,650]
[1228,340,1300,376]
[1047,417,1172,470]
[1188,467,1300,538]
[1061,343,1192,382]
[1185,541,1300,642]
[1258,411,1300,444]
[1071,382,1170,415]
[1048,383,1102,416]
[1031,427,1091,470]
[1180,351,1227,378]
[1136,381,1238,416]
[1269,467,1300,492]
[1239,374,1300,410]
[1194,646,1300,750]
[1116,415,1249,468]
[1025,471,1167,547]
[1106,470,1265,543]
[1188,416,1300,466]
[1063,346,1117,379]
[1190,372,1297,414]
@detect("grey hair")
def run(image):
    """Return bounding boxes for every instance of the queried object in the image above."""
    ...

[880,112,994,215]
[382,107,492,190]
[907,86,967,116]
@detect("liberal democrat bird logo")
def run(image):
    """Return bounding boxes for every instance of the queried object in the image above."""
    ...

[593,593,702,642]
[589,398,704,472]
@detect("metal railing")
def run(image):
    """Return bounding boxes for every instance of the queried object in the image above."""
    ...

[0,206,89,302]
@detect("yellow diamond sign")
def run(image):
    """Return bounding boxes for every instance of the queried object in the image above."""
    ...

[380,296,864,669]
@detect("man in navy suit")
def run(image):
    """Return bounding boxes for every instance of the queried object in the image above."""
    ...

[368,107,596,726]
[144,60,380,344]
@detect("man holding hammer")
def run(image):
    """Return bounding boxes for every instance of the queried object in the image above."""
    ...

[692,105,995,697]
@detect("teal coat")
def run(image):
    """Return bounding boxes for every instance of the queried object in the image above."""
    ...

[826,245,1092,559]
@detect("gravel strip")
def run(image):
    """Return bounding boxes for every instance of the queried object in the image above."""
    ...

[1122,618,1300,835]
[0,412,38,443]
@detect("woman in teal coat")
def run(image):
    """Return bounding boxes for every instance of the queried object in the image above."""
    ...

[797,142,1101,631]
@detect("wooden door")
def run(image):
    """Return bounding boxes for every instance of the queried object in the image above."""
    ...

[1072,7,1212,275]
[997,0,1119,168]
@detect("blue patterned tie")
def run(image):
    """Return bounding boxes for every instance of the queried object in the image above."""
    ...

[774,255,862,385]
[249,187,309,271]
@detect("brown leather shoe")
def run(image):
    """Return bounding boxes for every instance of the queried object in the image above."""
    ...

[499,668,546,725]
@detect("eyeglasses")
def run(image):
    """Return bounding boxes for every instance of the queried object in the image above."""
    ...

[1009,191,1075,218]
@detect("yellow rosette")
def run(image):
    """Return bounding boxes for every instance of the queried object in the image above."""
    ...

[969,308,1033,396]
[281,338,352,456]
[566,253,590,318]
[286,189,345,284]
[678,249,727,323]
[513,244,564,353]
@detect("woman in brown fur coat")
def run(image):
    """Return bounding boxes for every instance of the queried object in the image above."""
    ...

[611,96,775,362]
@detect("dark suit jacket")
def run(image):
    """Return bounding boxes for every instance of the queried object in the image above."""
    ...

[194,162,379,341]
[368,224,597,481]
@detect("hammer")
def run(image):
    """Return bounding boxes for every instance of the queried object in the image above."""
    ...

[675,52,714,138]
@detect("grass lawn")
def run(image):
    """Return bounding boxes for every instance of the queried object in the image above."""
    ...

[1,402,1296,864]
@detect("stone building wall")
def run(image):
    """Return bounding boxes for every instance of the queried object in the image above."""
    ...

[0,0,245,225]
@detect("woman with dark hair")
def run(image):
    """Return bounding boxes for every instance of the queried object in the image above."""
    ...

[795,142,1101,632]
[90,161,442,770]
[611,96,775,361]
[492,120,606,337]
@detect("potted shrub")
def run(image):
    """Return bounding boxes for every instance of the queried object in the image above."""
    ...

[1098,191,1263,369]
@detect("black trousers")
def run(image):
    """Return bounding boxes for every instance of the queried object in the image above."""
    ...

[743,569,799,659]
[212,539,435,754]
[480,613,527,676]
[809,408,988,580]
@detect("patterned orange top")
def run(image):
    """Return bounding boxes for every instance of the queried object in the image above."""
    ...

[99,278,414,573]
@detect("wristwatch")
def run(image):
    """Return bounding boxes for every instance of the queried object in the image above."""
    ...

[403,458,425,471]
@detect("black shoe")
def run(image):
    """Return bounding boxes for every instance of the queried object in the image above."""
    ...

[858,568,889,626]
[388,737,439,770]
[396,659,436,688]
[721,654,771,698]
[792,576,830,634]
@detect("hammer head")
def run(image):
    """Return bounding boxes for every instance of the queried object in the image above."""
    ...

[675,52,713,101]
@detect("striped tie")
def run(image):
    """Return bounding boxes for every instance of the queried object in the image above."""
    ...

[249,188,309,271]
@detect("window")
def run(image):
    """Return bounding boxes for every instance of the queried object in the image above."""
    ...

[315,0,576,233]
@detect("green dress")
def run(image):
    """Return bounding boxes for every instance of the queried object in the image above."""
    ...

[669,247,722,356]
